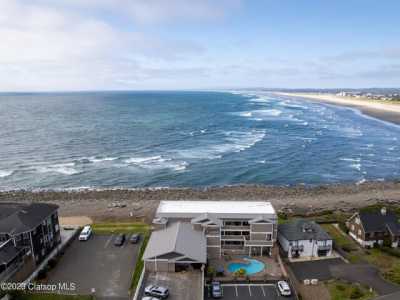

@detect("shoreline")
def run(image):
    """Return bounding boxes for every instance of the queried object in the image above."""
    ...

[1,181,400,222]
[276,92,400,125]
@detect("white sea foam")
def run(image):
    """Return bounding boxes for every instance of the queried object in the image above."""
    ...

[124,155,187,171]
[89,156,118,163]
[248,96,271,103]
[340,157,361,162]
[357,178,367,185]
[0,170,13,178]
[350,163,362,171]
[36,163,80,175]
[176,129,266,160]
[239,112,253,117]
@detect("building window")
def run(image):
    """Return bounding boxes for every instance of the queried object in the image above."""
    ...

[351,225,355,231]
[358,229,362,236]
[355,218,360,225]
[266,234,272,241]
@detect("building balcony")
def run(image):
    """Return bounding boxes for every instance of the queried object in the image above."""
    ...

[318,245,331,251]
[222,225,250,231]
[291,245,304,251]
[221,245,245,250]
[244,240,273,247]
[221,235,246,241]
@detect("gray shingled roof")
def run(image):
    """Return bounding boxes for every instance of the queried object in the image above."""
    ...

[359,211,400,234]
[143,222,206,263]
[278,219,332,241]
[0,202,59,235]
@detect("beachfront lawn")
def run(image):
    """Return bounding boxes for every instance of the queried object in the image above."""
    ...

[8,293,94,300]
[129,231,150,293]
[326,280,375,300]
[322,224,362,262]
[91,222,150,234]
[363,248,400,285]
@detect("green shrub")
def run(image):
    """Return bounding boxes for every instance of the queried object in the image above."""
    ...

[235,268,246,277]
[349,286,364,299]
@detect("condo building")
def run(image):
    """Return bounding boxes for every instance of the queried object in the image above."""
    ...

[144,201,277,272]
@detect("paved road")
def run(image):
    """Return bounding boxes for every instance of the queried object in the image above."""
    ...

[204,283,296,300]
[289,258,345,281]
[47,234,141,300]
[331,263,400,295]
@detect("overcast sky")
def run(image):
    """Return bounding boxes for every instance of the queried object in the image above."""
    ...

[1,0,400,91]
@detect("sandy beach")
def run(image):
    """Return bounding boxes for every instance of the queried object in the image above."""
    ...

[1,182,400,223]
[277,92,400,125]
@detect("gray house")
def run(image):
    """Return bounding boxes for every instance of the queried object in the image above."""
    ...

[144,200,277,272]
[278,219,333,259]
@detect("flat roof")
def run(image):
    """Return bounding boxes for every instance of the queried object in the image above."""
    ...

[157,201,276,216]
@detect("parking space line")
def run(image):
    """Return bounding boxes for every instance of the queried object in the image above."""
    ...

[261,285,266,297]
[104,234,114,249]
[248,285,252,297]
[235,285,238,297]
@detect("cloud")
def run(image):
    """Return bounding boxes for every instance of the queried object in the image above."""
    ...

[324,48,400,63]
[358,64,400,79]
[0,0,221,91]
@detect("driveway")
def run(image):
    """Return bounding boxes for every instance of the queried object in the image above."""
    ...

[204,283,297,300]
[47,234,141,300]
[138,271,203,300]
[330,263,400,296]
[289,258,345,281]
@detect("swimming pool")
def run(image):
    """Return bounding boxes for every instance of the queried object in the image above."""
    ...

[227,258,265,275]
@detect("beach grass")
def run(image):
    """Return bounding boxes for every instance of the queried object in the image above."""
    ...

[91,222,150,234]
[8,293,94,300]
[129,231,150,293]
[363,249,400,284]
[326,280,375,300]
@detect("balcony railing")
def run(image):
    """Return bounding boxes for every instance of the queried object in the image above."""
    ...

[244,240,273,247]
[318,245,331,251]
[222,225,250,230]
[291,245,304,251]
[221,235,246,241]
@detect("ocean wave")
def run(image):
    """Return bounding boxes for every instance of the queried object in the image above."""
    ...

[248,96,272,103]
[279,101,308,110]
[35,163,81,175]
[340,157,361,162]
[0,170,13,178]
[124,155,187,171]
[350,163,362,171]
[88,156,118,163]
[176,129,266,160]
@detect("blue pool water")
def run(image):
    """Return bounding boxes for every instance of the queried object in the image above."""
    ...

[227,258,265,275]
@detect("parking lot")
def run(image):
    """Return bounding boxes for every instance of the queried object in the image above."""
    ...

[289,258,345,281]
[204,283,296,300]
[47,234,141,300]
[138,271,203,300]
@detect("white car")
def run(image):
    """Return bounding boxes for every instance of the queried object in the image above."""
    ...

[144,285,169,299]
[79,225,92,241]
[277,280,292,297]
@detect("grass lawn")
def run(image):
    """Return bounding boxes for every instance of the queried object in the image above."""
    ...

[9,293,94,300]
[91,222,150,234]
[327,280,376,300]
[363,248,400,285]
[321,224,363,263]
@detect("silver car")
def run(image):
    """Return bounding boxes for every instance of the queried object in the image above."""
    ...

[144,285,169,299]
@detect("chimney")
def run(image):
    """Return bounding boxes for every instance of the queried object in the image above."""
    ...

[381,207,387,216]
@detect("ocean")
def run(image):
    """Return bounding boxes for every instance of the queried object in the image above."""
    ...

[0,91,399,190]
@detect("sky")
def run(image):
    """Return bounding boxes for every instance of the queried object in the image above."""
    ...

[1,0,400,91]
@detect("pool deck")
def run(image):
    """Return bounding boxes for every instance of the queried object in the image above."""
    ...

[208,255,283,282]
